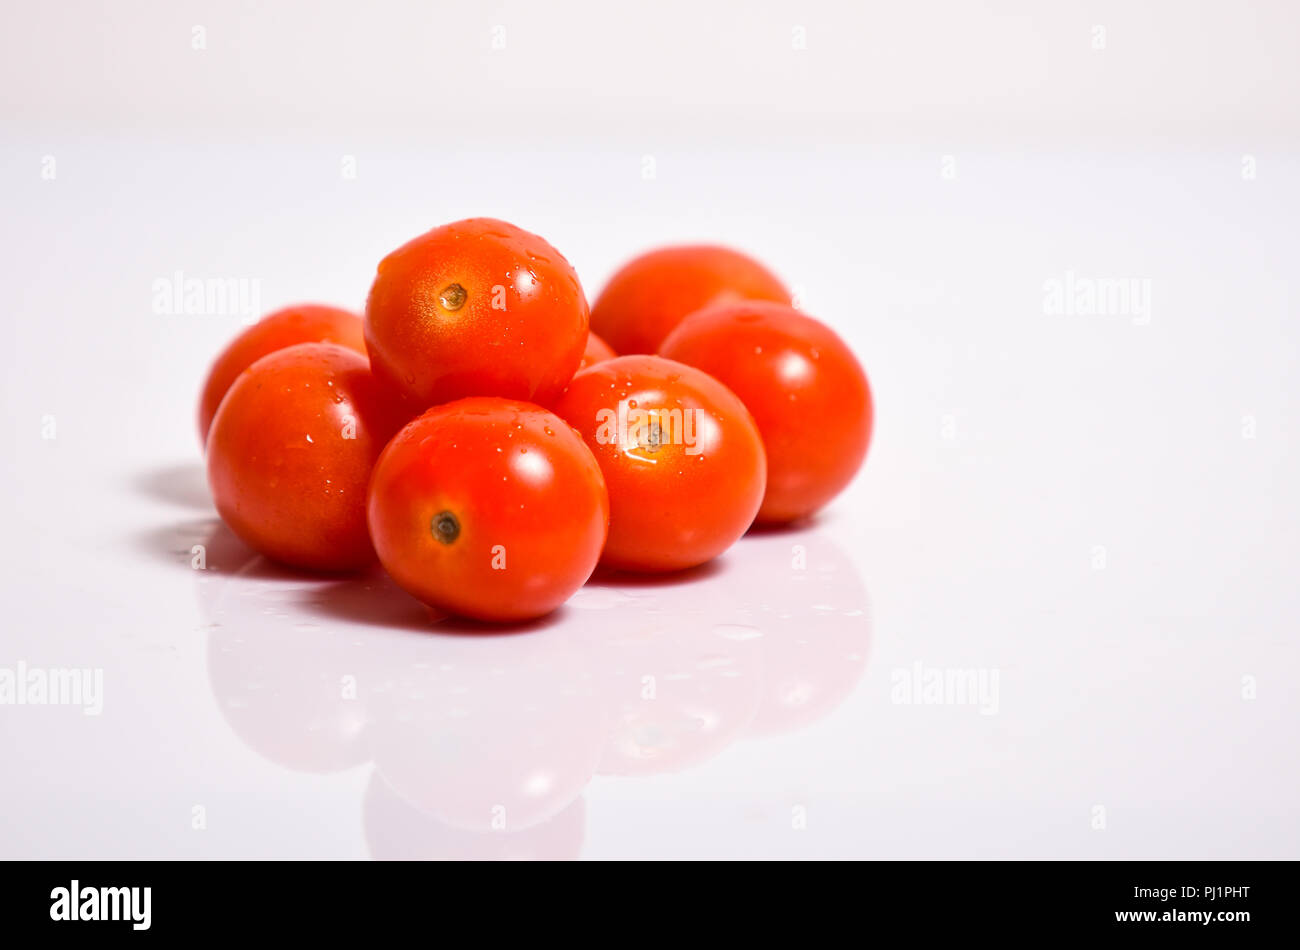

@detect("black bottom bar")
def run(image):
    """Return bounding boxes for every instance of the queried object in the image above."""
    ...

[0,859,1287,938]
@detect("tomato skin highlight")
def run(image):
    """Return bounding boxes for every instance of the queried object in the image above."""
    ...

[589,245,789,355]
[366,397,609,622]
[659,301,873,524]
[579,331,617,369]
[553,355,766,573]
[198,303,365,447]
[206,343,405,572]
[364,218,589,412]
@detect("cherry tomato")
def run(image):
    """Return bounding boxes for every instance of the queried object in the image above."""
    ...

[366,398,609,622]
[589,245,789,355]
[364,218,588,411]
[206,343,404,571]
[579,330,617,369]
[198,303,365,446]
[553,355,765,572]
[659,301,872,524]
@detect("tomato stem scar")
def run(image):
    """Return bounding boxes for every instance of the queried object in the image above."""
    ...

[439,283,467,311]
[431,510,460,544]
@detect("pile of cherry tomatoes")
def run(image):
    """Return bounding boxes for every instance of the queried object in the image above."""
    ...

[200,218,873,622]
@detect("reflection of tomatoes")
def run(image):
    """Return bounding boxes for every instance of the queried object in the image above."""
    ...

[587,616,764,776]
[205,568,374,774]
[590,245,788,355]
[661,302,872,524]
[553,355,765,572]
[364,218,588,411]
[207,343,404,571]
[365,624,608,833]
[197,304,365,446]
[366,397,609,621]
[579,331,617,369]
[720,531,872,735]
[364,771,587,860]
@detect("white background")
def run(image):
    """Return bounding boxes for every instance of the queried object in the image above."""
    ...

[0,1,1297,858]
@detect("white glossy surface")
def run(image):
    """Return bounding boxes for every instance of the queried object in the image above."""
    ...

[1,2,1298,860]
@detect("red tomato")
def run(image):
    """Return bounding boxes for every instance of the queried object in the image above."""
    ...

[206,343,404,571]
[553,355,765,572]
[367,398,609,622]
[579,330,617,369]
[589,245,789,355]
[659,301,872,524]
[364,218,588,411]
[197,304,365,446]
